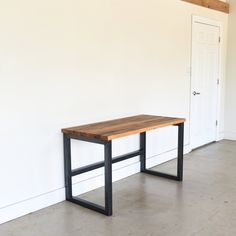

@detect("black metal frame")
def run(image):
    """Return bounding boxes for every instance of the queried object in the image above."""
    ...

[63,122,184,216]
[140,123,184,181]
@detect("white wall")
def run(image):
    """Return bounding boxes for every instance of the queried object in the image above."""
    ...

[225,0,236,140]
[0,0,228,224]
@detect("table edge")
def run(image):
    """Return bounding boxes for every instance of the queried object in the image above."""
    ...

[62,117,186,141]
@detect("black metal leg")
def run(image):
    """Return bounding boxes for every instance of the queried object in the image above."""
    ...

[140,132,146,172]
[177,123,184,181]
[104,141,113,216]
[63,134,72,200]
[63,136,113,216]
[141,123,184,182]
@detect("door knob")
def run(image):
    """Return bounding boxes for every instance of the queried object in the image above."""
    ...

[193,91,201,96]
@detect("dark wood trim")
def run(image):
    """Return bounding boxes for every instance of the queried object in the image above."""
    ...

[181,0,229,14]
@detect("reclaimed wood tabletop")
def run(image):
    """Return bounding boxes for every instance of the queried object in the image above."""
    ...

[62,114,185,141]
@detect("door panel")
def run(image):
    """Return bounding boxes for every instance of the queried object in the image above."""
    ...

[191,21,220,149]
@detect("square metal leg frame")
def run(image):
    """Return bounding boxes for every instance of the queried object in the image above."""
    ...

[140,123,184,181]
[63,123,184,216]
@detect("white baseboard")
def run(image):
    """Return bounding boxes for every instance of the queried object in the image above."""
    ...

[217,131,225,141]
[0,188,65,225]
[224,131,236,141]
[72,144,191,196]
[0,145,191,225]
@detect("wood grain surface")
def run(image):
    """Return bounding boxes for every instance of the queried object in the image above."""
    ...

[62,115,185,141]
[181,0,229,13]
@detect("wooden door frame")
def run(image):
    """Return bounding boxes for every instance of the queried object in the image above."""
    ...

[190,16,223,149]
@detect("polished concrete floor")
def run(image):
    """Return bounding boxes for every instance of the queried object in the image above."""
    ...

[1,140,236,236]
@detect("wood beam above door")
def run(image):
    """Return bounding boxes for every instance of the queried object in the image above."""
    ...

[181,0,229,14]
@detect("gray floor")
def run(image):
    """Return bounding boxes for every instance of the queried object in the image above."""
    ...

[1,140,236,236]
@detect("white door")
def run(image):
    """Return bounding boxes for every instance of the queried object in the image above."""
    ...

[190,18,220,149]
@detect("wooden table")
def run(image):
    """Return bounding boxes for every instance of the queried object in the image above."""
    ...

[62,115,185,216]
